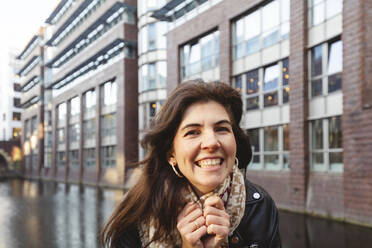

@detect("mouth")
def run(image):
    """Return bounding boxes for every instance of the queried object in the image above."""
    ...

[195,158,223,168]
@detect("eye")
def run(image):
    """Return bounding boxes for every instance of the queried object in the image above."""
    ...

[216,126,231,132]
[184,130,200,136]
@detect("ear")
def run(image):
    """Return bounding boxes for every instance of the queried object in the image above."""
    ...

[168,155,176,166]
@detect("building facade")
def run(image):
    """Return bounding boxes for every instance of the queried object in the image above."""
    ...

[18,0,139,188]
[137,0,168,159]
[0,49,23,141]
[153,0,372,227]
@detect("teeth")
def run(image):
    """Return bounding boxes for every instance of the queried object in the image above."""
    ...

[197,159,222,168]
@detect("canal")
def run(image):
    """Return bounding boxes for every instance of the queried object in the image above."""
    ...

[1,179,372,248]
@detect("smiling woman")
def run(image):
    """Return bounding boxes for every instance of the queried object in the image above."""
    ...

[101,80,281,248]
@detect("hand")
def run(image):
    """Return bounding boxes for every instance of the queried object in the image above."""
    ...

[202,195,230,248]
[177,202,207,248]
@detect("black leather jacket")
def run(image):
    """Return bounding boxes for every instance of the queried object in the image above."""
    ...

[115,179,281,248]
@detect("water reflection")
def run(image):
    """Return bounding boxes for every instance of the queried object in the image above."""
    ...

[280,211,372,248]
[1,179,372,248]
[0,179,124,248]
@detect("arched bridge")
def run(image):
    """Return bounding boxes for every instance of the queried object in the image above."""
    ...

[0,139,21,178]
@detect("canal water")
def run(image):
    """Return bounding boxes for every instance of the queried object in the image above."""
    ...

[1,179,372,248]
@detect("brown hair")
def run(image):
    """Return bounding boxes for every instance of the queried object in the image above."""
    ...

[100,80,252,247]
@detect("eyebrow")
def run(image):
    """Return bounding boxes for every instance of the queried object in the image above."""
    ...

[180,119,232,131]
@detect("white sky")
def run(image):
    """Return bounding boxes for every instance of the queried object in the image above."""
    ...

[0,0,59,87]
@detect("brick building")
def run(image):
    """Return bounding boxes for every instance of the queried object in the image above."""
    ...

[18,0,139,188]
[153,0,372,227]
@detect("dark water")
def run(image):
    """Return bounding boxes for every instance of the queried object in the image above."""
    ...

[1,179,372,248]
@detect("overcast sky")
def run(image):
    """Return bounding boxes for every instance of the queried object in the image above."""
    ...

[0,0,59,85]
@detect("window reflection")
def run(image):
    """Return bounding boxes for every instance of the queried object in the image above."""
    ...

[328,40,342,92]
[264,126,279,151]
[101,81,117,106]
[70,96,80,118]
[246,70,259,95]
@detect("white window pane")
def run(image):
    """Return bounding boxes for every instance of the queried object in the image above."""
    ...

[328,40,342,74]
[264,64,279,92]
[244,11,260,40]
[189,43,200,63]
[312,0,323,5]
[281,0,290,22]
[157,61,166,87]
[141,27,148,52]
[312,2,325,25]
[262,0,279,31]
[326,0,342,19]
[157,22,167,49]
[234,18,244,43]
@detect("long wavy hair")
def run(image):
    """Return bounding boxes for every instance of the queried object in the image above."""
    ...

[100,80,252,247]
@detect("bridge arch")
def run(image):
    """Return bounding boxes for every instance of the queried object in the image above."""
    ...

[0,149,11,171]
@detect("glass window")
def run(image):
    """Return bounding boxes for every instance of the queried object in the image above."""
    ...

[148,63,156,89]
[158,61,167,87]
[264,64,279,92]
[13,98,21,107]
[101,146,116,167]
[83,118,96,140]
[262,1,280,48]
[58,102,67,123]
[149,102,156,117]
[283,124,290,151]
[148,23,156,50]
[101,113,116,137]
[246,69,259,95]
[13,128,21,139]
[311,119,323,149]
[83,148,96,167]
[13,112,21,121]
[234,75,243,93]
[328,40,342,93]
[70,96,80,117]
[329,116,342,149]
[311,45,323,77]
[326,0,342,19]
[311,1,325,26]
[58,128,65,144]
[244,11,260,55]
[247,128,260,152]
[69,150,79,167]
[282,58,290,103]
[141,64,148,91]
[69,123,80,143]
[57,151,66,167]
[246,96,260,110]
[264,126,279,151]
[84,89,96,112]
[234,18,244,59]
[101,81,117,106]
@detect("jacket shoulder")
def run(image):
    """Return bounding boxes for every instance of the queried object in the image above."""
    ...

[229,179,281,248]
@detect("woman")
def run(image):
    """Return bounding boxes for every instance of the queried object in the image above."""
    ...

[101,80,281,248]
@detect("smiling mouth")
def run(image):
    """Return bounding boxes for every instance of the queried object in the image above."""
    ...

[195,158,223,168]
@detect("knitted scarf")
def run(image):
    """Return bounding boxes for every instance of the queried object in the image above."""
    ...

[139,164,246,247]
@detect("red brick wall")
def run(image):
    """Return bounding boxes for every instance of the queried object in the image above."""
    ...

[343,0,372,226]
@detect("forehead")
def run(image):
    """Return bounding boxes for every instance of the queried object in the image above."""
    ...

[180,101,231,124]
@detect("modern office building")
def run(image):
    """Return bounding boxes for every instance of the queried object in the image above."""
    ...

[137,0,168,159]
[0,49,23,141]
[153,0,372,227]
[16,31,46,178]
[18,0,139,188]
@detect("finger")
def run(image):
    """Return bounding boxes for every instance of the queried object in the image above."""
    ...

[178,207,203,228]
[207,223,229,237]
[182,225,207,246]
[178,202,197,221]
[204,195,224,210]
[181,216,206,234]
[203,205,229,218]
[205,214,230,227]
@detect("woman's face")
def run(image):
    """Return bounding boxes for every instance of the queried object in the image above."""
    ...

[170,101,237,196]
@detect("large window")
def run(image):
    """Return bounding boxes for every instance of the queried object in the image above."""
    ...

[233,0,290,60]
[69,123,80,144]
[101,113,116,137]
[101,81,117,107]
[140,61,167,91]
[13,128,21,139]
[247,124,290,170]
[310,116,342,172]
[310,39,342,97]
[83,118,96,141]
[69,150,79,168]
[309,0,342,27]
[57,151,66,167]
[234,58,289,110]
[13,112,21,121]
[83,148,96,167]
[70,96,80,118]
[57,102,67,124]
[139,22,167,54]
[101,146,116,167]
[180,30,219,80]
[83,89,96,116]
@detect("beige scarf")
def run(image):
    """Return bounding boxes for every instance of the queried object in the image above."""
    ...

[139,164,246,247]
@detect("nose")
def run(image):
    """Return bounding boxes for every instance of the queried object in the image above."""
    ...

[201,130,220,152]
